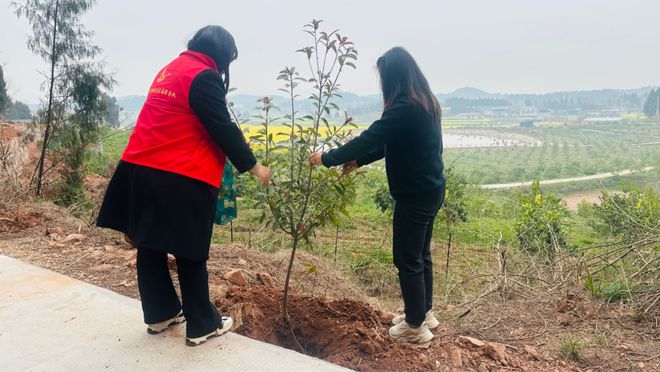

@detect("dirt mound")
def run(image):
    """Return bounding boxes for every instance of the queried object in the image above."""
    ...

[216,285,432,371]
[0,200,368,302]
[0,124,42,200]
[0,123,20,141]
[208,244,367,301]
[216,285,572,371]
[0,209,49,234]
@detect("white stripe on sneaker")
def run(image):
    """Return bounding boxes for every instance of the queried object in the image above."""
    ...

[185,316,234,346]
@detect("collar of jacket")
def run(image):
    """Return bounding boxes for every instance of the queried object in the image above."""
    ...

[179,50,218,72]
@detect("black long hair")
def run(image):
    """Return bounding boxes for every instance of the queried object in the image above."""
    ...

[187,25,238,91]
[377,47,441,123]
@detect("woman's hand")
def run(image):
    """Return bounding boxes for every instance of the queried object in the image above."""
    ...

[309,151,324,167]
[342,160,358,176]
[249,163,271,186]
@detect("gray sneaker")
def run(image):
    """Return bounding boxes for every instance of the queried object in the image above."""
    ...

[147,311,186,334]
[388,321,434,343]
[392,310,440,330]
[185,316,234,346]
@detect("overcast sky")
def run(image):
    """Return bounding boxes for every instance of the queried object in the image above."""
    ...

[2,0,659,103]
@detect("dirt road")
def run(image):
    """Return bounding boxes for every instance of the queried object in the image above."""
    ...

[481,166,655,190]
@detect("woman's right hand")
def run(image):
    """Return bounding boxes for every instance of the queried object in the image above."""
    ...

[249,163,271,186]
[342,160,358,176]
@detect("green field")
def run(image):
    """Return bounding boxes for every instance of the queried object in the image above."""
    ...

[443,122,660,186]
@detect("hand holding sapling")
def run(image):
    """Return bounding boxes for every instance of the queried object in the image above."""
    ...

[342,161,358,176]
[309,151,323,166]
[249,163,271,186]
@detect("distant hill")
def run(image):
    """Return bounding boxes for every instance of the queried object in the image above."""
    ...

[445,87,494,99]
[93,86,657,127]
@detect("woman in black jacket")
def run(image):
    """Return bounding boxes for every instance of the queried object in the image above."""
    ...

[310,47,445,343]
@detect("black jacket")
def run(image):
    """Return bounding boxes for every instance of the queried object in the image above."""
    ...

[322,98,445,201]
[189,69,257,173]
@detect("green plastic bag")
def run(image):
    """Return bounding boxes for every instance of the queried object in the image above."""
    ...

[214,162,237,225]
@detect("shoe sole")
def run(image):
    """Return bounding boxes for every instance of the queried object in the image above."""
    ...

[186,317,233,347]
[388,329,434,344]
[392,317,440,330]
[147,314,186,335]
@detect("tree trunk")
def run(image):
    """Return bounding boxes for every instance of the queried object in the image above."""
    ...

[230,220,234,243]
[445,230,452,282]
[283,234,299,322]
[334,224,339,263]
[36,0,60,196]
[282,234,306,353]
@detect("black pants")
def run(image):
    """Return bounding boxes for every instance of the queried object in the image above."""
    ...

[392,190,444,327]
[136,248,222,338]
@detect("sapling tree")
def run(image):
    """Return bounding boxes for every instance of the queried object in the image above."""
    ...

[248,20,359,328]
[13,0,102,195]
[440,166,468,282]
[58,64,113,209]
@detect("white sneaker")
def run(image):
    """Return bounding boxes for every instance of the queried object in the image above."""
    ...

[147,311,186,334]
[392,310,440,330]
[185,316,234,346]
[388,321,434,343]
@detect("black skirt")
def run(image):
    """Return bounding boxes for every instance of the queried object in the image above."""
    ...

[97,161,219,261]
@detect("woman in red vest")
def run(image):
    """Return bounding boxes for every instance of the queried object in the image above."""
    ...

[97,25,270,346]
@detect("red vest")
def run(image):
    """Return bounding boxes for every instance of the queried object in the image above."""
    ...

[121,51,226,187]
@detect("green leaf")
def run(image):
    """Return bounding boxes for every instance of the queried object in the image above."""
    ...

[340,207,351,218]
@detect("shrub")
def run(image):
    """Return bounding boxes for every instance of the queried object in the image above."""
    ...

[593,187,660,242]
[372,184,393,213]
[586,187,659,313]
[516,180,569,258]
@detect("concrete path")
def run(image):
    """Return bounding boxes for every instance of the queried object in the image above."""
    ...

[481,166,655,189]
[0,255,349,372]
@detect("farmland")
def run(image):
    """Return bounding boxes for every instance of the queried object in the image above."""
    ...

[94,119,660,309]
[444,121,660,186]
[99,120,660,189]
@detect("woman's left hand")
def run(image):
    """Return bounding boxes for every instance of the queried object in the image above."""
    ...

[309,151,324,166]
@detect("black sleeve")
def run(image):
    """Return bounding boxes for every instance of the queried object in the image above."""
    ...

[189,69,257,173]
[321,100,409,167]
[355,146,385,167]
